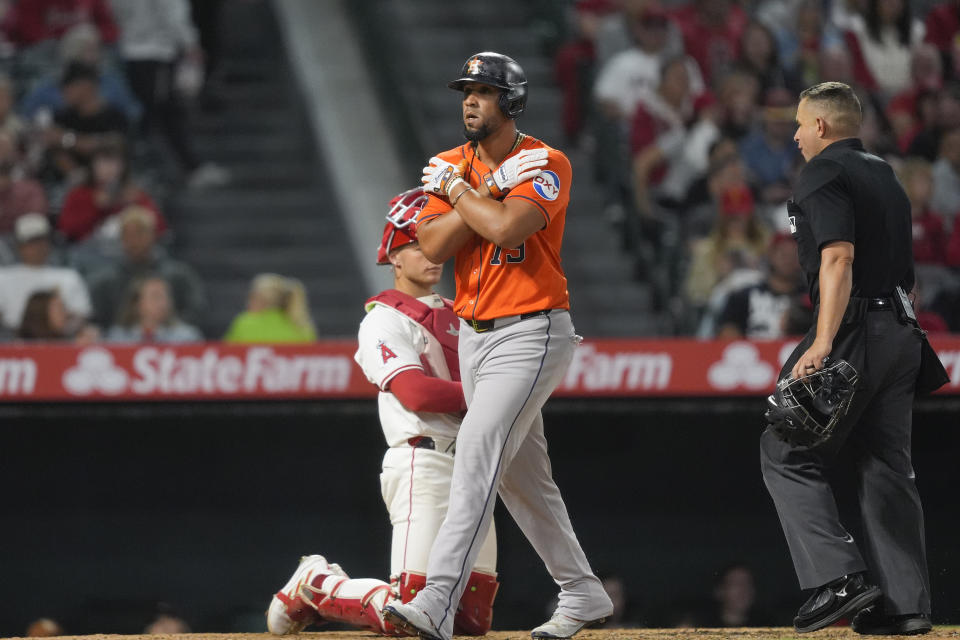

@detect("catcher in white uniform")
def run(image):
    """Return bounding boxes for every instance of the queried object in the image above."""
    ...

[266,187,498,636]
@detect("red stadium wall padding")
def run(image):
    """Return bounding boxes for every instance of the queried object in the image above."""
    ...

[0,338,957,402]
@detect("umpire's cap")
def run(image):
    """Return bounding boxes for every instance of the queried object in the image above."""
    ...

[448,52,528,118]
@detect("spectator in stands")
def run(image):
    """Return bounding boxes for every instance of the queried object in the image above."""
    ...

[906,81,960,160]
[57,138,165,244]
[931,126,960,230]
[48,61,130,178]
[18,288,99,343]
[0,73,25,142]
[900,157,950,264]
[923,0,960,77]
[696,564,772,627]
[844,0,925,98]
[669,0,748,87]
[106,275,202,343]
[684,184,770,309]
[553,0,612,145]
[19,22,142,125]
[886,44,943,153]
[0,213,92,333]
[224,273,316,343]
[87,205,205,329]
[766,0,841,90]
[715,69,760,141]
[737,20,800,95]
[739,88,800,206]
[1,0,118,48]
[110,0,230,189]
[631,56,693,218]
[715,232,804,339]
[594,5,674,123]
[0,131,48,236]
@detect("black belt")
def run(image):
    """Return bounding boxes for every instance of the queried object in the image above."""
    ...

[867,297,894,310]
[468,309,552,333]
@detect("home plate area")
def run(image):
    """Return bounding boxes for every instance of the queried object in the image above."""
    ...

[9,628,959,640]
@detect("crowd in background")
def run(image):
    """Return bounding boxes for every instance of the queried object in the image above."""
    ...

[549,0,960,337]
[0,0,316,346]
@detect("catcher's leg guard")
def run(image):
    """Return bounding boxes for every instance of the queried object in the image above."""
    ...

[453,571,499,636]
[397,571,427,603]
[300,575,402,635]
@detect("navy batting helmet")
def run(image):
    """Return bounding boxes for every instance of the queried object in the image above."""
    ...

[448,52,528,118]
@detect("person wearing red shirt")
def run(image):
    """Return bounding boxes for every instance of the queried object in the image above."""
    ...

[668,0,748,86]
[900,157,950,264]
[57,140,165,243]
[2,0,117,46]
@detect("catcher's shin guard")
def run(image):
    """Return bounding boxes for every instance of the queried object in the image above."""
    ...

[454,571,499,636]
[397,571,427,603]
[300,575,401,635]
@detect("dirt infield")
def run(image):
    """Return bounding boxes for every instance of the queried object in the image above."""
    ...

[9,629,959,640]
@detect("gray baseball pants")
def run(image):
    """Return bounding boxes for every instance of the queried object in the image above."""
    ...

[410,310,610,639]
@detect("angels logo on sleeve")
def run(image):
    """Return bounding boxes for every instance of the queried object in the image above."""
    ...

[533,170,560,201]
[378,340,397,363]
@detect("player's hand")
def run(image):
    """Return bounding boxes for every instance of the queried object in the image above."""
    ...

[791,338,832,380]
[422,157,467,197]
[484,148,549,198]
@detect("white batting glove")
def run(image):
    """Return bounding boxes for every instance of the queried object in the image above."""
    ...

[422,156,467,197]
[484,148,549,198]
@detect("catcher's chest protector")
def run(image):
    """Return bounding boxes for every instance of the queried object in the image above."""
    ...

[367,290,461,382]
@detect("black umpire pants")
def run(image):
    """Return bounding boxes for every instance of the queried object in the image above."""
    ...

[760,306,931,616]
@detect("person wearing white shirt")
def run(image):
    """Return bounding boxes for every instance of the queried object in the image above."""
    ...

[0,213,92,332]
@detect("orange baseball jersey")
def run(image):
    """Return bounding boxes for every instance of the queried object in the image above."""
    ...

[416,135,572,321]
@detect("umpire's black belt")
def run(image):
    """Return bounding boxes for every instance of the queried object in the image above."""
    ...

[866,297,893,310]
[466,309,552,333]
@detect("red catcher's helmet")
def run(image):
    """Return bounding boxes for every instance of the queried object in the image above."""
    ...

[377,187,428,264]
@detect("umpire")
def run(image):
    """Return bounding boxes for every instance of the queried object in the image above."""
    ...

[761,82,947,635]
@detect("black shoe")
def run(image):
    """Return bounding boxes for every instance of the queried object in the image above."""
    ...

[794,573,882,633]
[852,606,932,635]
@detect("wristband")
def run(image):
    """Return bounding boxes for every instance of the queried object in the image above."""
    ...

[450,183,472,206]
[482,171,503,199]
[444,176,467,197]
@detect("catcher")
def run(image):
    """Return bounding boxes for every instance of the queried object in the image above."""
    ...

[266,188,497,636]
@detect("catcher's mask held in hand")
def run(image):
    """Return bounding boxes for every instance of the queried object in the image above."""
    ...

[377,187,428,264]
[765,358,860,447]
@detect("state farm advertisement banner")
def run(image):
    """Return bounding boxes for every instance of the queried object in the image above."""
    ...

[0,338,957,402]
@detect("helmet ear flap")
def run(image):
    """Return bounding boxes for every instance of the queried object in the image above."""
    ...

[498,86,527,118]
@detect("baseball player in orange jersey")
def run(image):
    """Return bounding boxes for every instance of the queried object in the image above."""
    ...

[265,188,497,637]
[383,52,613,640]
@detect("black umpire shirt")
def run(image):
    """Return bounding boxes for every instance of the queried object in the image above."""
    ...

[787,138,914,305]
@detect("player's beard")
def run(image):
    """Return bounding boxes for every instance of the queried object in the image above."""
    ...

[463,120,494,142]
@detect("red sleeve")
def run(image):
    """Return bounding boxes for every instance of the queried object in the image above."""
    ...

[91,0,119,43]
[57,187,100,242]
[387,369,466,413]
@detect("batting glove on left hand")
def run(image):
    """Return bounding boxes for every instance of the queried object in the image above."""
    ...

[484,148,549,198]
[422,157,468,198]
